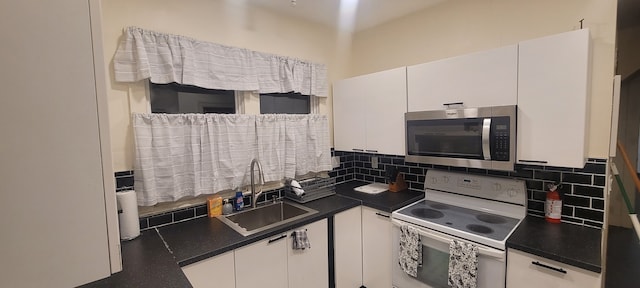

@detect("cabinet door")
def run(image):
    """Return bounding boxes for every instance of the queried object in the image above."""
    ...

[517,29,590,168]
[235,233,288,288]
[334,206,363,287]
[362,207,392,288]
[0,0,114,286]
[333,76,366,152]
[364,67,407,155]
[407,45,518,112]
[506,249,600,288]
[287,219,328,288]
[182,251,235,288]
[333,67,407,155]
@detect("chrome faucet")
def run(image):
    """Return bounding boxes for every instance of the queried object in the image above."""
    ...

[250,158,265,208]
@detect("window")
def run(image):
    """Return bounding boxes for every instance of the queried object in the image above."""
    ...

[260,92,311,114]
[149,82,236,114]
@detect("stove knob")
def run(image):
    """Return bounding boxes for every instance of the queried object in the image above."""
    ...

[507,189,517,197]
[493,183,502,191]
[442,176,449,184]
[430,177,437,184]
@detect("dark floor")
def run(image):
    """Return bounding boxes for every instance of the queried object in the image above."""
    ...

[605,224,640,288]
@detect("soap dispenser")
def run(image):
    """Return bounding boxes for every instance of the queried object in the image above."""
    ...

[222,199,233,215]
[234,191,244,211]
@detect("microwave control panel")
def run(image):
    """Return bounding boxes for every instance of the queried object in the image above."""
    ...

[490,116,510,161]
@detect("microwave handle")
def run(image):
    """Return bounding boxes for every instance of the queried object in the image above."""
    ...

[391,219,505,259]
[482,118,491,160]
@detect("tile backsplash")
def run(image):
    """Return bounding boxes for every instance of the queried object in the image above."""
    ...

[330,150,606,229]
[114,170,286,231]
[116,151,606,230]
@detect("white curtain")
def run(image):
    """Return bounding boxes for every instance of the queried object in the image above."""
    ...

[114,27,328,97]
[256,114,287,182]
[133,113,331,206]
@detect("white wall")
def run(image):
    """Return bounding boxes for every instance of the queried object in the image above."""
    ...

[101,0,346,171]
[348,0,617,159]
[102,0,618,171]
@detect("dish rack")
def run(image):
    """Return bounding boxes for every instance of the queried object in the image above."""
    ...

[285,177,336,203]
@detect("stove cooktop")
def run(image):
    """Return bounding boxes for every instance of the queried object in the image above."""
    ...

[394,199,520,242]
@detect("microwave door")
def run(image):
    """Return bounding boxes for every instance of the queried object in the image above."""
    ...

[482,118,491,160]
[407,118,484,159]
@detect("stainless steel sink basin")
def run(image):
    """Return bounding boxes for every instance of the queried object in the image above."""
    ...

[218,201,317,236]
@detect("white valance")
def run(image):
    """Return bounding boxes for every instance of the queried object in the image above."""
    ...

[114,27,328,97]
[133,113,332,206]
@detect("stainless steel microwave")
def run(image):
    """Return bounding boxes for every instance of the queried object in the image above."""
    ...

[405,105,516,171]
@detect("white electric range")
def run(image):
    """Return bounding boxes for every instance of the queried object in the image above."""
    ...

[391,169,527,288]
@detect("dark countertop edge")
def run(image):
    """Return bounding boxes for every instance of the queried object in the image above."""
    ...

[176,197,361,266]
[507,243,601,273]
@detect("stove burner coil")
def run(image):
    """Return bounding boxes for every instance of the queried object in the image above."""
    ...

[410,208,444,219]
[466,224,494,234]
[476,214,507,224]
[429,203,450,210]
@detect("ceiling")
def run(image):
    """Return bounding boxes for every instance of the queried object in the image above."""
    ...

[243,0,445,32]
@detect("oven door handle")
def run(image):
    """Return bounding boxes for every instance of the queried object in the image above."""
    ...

[391,219,505,259]
[482,118,491,160]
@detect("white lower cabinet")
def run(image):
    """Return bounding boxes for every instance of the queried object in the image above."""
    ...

[334,206,363,288]
[182,251,236,288]
[362,207,392,288]
[506,249,601,288]
[235,233,288,288]
[287,219,329,288]
[183,218,328,288]
[334,206,392,288]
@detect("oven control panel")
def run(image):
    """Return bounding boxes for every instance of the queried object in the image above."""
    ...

[425,169,526,206]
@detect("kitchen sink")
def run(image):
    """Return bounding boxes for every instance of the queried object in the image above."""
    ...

[218,201,317,236]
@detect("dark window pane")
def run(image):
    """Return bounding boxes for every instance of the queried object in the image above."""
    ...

[260,92,310,114]
[150,82,235,114]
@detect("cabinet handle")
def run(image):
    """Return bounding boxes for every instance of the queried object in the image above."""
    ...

[365,150,378,153]
[519,160,548,164]
[375,212,390,218]
[268,234,287,244]
[443,102,464,107]
[352,148,364,152]
[531,261,567,274]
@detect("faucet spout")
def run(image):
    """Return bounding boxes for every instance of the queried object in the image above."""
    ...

[250,158,265,208]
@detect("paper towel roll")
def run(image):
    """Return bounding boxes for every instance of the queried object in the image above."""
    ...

[117,190,140,240]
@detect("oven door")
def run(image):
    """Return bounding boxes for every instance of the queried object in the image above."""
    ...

[391,219,506,288]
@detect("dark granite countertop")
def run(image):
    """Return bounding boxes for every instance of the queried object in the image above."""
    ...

[160,193,361,266]
[79,229,191,288]
[334,180,424,212]
[80,193,360,287]
[507,216,602,273]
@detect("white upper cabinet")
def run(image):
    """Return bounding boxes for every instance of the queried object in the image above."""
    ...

[517,29,590,168]
[333,67,407,155]
[407,45,518,112]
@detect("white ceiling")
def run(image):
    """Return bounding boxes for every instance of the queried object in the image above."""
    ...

[243,0,445,32]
